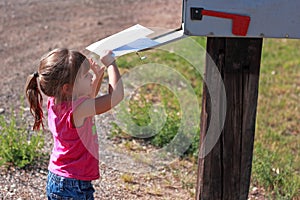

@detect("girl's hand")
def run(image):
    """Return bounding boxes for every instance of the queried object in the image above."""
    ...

[89,58,105,78]
[89,58,105,98]
[100,50,115,67]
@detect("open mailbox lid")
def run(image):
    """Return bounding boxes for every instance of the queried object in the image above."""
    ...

[86,24,185,57]
[183,0,300,38]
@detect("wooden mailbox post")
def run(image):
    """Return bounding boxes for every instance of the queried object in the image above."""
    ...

[182,0,300,199]
[196,37,262,199]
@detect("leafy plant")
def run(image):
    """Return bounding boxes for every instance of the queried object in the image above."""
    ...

[0,109,44,168]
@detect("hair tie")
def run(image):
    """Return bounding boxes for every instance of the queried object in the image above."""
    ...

[33,71,39,78]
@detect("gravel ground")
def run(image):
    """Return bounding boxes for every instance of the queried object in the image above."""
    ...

[0,109,197,200]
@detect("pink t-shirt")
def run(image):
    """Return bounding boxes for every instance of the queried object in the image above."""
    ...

[47,97,99,181]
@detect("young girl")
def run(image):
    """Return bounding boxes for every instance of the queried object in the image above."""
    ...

[25,48,124,200]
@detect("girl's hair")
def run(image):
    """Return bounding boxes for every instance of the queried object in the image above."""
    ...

[25,48,87,130]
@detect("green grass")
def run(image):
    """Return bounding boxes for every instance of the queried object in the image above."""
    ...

[113,37,300,199]
[253,38,300,199]
[0,106,44,168]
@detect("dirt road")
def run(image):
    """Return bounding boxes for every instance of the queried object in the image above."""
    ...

[0,0,182,112]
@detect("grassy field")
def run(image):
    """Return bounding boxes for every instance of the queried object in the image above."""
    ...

[253,38,300,199]
[113,37,300,199]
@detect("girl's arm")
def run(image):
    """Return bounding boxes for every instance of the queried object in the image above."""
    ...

[89,59,105,98]
[73,51,124,125]
[94,60,124,113]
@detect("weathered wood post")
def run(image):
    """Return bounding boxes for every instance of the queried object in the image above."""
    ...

[196,37,263,199]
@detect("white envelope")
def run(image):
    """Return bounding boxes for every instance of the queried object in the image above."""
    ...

[86,24,185,57]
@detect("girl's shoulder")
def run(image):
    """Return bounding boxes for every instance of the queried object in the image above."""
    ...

[47,97,89,109]
[48,97,91,112]
[72,96,91,110]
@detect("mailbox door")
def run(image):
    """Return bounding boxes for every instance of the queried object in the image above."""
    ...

[183,0,300,38]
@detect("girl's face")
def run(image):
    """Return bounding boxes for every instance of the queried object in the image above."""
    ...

[73,59,93,98]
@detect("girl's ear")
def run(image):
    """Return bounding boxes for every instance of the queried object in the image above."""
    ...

[62,83,73,96]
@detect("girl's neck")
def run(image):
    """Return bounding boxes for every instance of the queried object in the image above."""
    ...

[54,95,72,105]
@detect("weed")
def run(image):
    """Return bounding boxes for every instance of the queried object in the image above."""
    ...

[0,109,44,168]
[252,142,300,199]
[121,173,135,184]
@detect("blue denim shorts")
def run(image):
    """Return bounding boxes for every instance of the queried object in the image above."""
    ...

[46,171,95,200]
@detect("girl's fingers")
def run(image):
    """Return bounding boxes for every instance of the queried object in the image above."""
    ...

[89,59,98,71]
[99,65,105,73]
[100,50,115,67]
[89,58,106,77]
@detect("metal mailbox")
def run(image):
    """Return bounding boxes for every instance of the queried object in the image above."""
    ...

[183,0,300,38]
